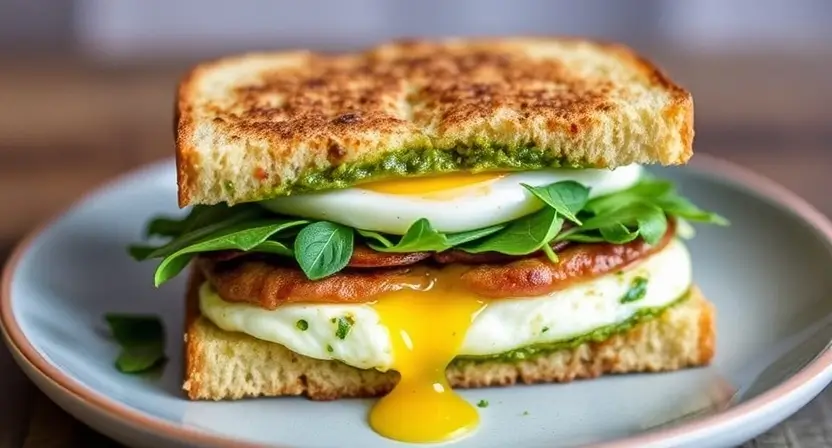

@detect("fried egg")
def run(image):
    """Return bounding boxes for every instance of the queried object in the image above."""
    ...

[260,165,644,235]
[200,238,691,442]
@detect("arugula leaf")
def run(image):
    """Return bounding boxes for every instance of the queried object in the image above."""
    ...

[656,196,729,225]
[584,179,673,215]
[129,206,266,262]
[129,176,728,284]
[294,222,354,280]
[362,222,504,253]
[145,217,186,238]
[557,233,607,243]
[370,219,449,253]
[445,224,505,246]
[566,202,657,234]
[105,314,166,374]
[148,219,307,286]
[558,202,667,245]
[463,208,564,256]
[252,240,294,256]
[357,229,394,248]
[128,245,156,260]
[522,181,590,224]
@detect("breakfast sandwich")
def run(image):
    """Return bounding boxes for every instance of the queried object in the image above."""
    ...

[130,38,726,443]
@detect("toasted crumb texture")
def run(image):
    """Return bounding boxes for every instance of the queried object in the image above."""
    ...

[176,37,694,206]
[182,270,715,401]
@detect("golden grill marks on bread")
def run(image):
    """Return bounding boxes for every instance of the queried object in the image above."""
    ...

[176,38,693,206]
[183,269,715,401]
[197,222,675,309]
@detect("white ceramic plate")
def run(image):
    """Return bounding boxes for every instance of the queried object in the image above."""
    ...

[4,155,832,448]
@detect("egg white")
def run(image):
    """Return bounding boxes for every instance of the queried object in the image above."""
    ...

[200,238,692,371]
[260,165,644,235]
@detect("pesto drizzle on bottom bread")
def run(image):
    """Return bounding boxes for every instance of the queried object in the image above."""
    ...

[456,287,692,364]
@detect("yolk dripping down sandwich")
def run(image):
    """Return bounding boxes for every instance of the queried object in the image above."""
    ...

[131,38,726,443]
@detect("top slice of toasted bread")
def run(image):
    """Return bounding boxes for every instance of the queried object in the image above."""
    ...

[176,37,693,206]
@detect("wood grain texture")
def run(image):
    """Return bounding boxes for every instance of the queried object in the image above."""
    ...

[0,54,830,448]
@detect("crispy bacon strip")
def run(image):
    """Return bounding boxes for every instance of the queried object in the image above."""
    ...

[202,244,432,268]
[198,259,431,309]
[460,220,675,298]
[200,221,675,308]
[204,241,571,267]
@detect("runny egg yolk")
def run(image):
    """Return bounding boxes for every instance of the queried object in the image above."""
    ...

[359,172,507,197]
[369,266,487,443]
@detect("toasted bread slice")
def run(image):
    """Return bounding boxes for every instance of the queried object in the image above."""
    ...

[176,38,693,207]
[182,269,715,401]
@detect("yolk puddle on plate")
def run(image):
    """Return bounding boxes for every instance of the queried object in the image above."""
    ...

[359,172,507,198]
[370,266,486,443]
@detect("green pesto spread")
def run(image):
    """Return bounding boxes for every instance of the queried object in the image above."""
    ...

[252,143,602,201]
[452,288,691,365]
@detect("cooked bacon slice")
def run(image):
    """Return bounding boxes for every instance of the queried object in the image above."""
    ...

[460,220,675,298]
[199,221,675,308]
[348,245,432,267]
[198,259,430,309]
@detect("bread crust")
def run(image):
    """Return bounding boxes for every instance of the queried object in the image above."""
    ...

[175,38,694,206]
[182,269,715,401]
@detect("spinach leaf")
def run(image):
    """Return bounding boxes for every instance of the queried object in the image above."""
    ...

[145,217,187,238]
[655,196,729,225]
[445,224,506,246]
[522,180,590,224]
[361,222,504,253]
[105,314,166,374]
[252,240,294,256]
[150,219,308,286]
[129,206,266,262]
[294,222,354,280]
[584,179,673,215]
[636,205,668,245]
[357,229,394,248]
[463,208,564,256]
[599,223,639,244]
[369,219,449,253]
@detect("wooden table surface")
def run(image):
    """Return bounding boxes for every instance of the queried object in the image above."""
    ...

[1,54,831,447]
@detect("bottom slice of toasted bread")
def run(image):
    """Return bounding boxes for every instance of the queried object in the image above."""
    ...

[183,269,715,401]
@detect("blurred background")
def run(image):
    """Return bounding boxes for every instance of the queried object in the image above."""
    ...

[0,1,830,445]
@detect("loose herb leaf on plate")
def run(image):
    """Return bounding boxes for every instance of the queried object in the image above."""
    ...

[294,221,354,280]
[105,314,166,374]
[522,180,590,224]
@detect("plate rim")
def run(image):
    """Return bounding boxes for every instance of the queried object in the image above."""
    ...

[3,154,832,448]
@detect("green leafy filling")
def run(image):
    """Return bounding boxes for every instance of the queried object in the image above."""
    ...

[129,176,727,284]
[104,314,166,373]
